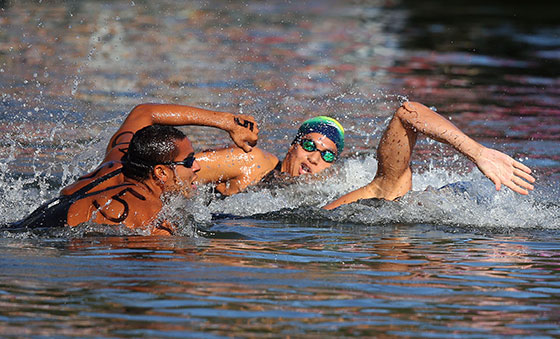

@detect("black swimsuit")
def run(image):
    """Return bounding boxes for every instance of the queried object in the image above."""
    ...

[9,168,123,230]
[258,161,283,186]
[255,161,300,190]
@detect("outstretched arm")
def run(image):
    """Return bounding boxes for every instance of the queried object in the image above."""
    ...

[323,101,535,210]
[104,103,259,162]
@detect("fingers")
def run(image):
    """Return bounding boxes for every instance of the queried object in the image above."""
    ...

[247,136,258,147]
[512,175,534,191]
[505,165,535,194]
[487,173,502,191]
[504,180,529,195]
[500,173,534,195]
[514,168,535,183]
[513,160,531,174]
[241,143,252,153]
[507,159,535,194]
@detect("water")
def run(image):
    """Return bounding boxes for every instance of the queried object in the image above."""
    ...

[1,0,559,337]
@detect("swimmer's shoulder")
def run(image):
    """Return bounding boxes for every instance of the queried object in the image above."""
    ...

[248,147,279,174]
[61,161,124,196]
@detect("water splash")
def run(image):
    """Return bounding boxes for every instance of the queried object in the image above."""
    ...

[197,154,559,231]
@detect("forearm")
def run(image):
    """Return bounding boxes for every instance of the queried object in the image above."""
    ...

[323,171,411,209]
[195,149,246,184]
[130,103,235,131]
[129,103,258,152]
[398,101,483,162]
[107,103,234,155]
[323,186,371,210]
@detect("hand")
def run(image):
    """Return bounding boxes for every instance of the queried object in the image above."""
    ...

[228,114,259,152]
[475,147,535,195]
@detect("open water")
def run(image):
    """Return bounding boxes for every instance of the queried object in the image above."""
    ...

[0,0,559,337]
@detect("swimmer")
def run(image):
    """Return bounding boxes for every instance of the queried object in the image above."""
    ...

[323,101,536,209]
[195,101,535,209]
[194,115,345,195]
[11,104,259,235]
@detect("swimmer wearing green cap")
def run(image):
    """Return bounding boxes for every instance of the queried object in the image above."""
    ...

[197,101,535,204]
[282,116,345,176]
[195,115,346,195]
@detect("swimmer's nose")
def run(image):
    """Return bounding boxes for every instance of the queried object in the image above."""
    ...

[192,160,201,172]
[308,151,321,165]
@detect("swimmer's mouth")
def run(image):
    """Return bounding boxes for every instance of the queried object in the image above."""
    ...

[300,163,311,175]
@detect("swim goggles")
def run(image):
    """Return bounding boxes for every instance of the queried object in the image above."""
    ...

[299,139,337,163]
[159,152,196,168]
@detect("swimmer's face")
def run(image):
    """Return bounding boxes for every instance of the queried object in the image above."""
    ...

[283,132,337,177]
[165,138,201,198]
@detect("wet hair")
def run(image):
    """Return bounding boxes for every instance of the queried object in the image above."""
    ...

[122,125,187,181]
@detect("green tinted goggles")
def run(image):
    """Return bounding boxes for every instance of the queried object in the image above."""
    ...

[299,139,337,163]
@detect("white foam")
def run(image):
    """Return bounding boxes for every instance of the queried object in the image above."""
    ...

[199,153,560,230]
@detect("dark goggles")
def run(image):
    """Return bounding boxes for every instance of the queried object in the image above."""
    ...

[299,139,337,163]
[159,152,196,168]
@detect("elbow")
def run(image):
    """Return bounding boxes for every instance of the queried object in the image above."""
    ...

[398,101,422,115]
[401,101,423,110]
[395,101,429,122]
[129,103,155,115]
[126,103,159,122]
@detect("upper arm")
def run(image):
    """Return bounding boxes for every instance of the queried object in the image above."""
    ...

[376,106,417,180]
[103,104,156,161]
[195,146,278,194]
[368,105,418,198]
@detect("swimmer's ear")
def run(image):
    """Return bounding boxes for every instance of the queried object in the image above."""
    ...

[286,143,297,153]
[152,165,170,184]
[284,144,297,160]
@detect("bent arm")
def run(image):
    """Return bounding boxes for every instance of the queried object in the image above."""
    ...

[104,103,259,162]
[324,101,535,210]
[195,146,279,196]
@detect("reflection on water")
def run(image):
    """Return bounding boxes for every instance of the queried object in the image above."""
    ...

[0,0,559,337]
[1,228,559,337]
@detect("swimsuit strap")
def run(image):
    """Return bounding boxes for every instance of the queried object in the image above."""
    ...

[274,160,283,172]
[69,167,123,199]
[9,167,129,231]
[257,160,283,188]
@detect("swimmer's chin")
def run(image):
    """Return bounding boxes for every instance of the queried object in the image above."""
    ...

[168,186,197,200]
[183,187,197,199]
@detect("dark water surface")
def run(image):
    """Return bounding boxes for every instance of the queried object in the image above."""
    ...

[0,0,559,337]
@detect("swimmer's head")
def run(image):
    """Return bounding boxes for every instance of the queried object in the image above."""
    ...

[122,125,187,182]
[123,125,200,198]
[293,116,345,155]
[282,116,344,177]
